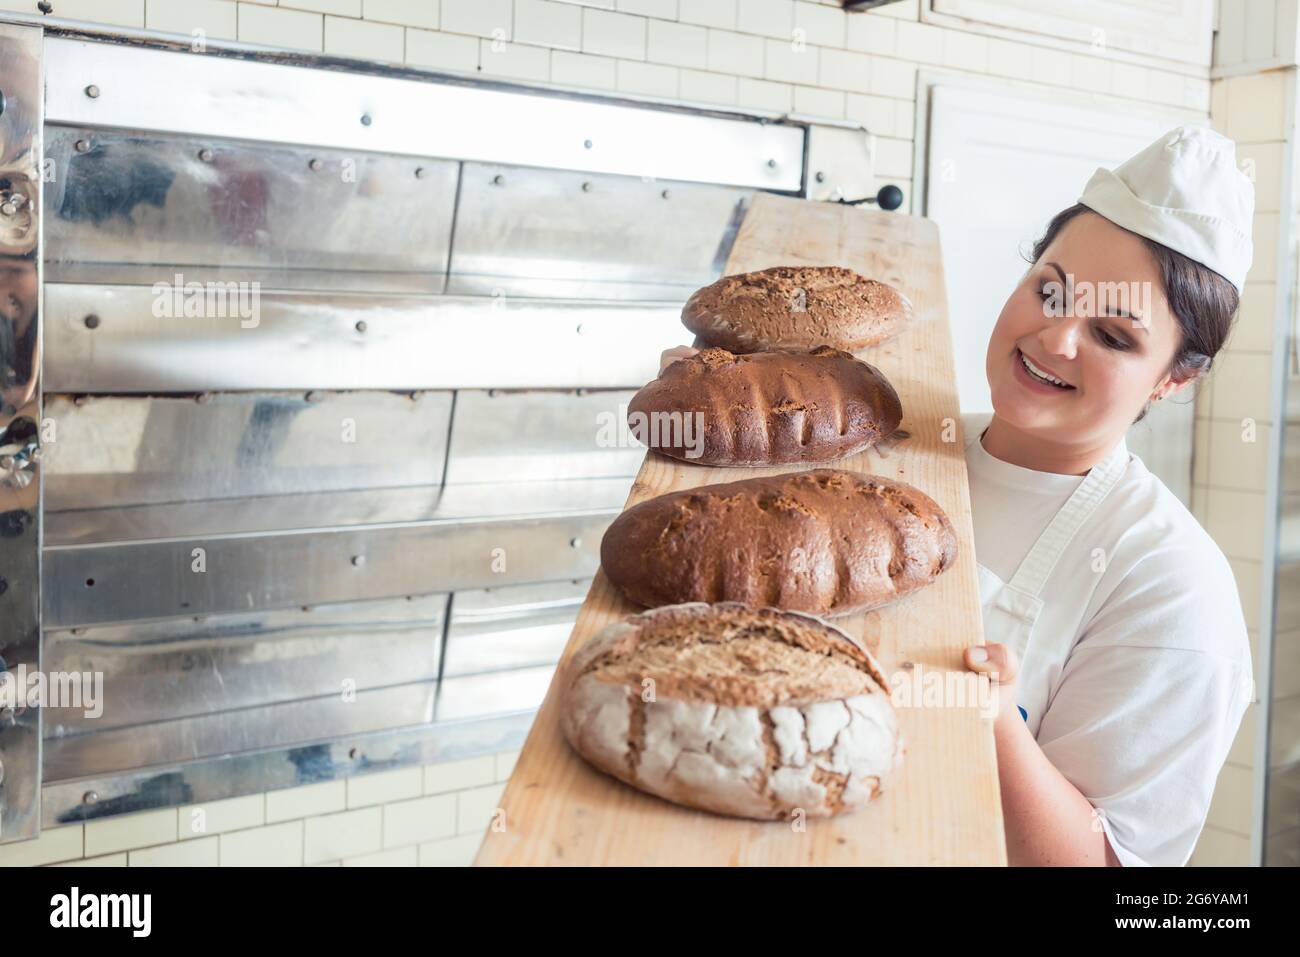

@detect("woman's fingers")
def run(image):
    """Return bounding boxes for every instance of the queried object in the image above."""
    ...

[964,642,1020,685]
[658,345,700,372]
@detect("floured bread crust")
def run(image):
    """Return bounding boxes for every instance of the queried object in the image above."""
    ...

[559,602,903,820]
[682,265,913,353]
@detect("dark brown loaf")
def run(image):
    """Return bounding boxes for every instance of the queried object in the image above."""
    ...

[682,265,913,353]
[627,346,903,466]
[559,602,902,819]
[600,469,957,617]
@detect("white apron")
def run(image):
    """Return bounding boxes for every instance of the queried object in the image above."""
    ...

[976,437,1130,737]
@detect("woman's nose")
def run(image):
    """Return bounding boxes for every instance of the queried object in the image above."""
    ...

[1037,315,1084,360]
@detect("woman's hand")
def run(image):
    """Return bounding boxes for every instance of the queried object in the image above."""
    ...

[964,642,1021,730]
[659,345,699,372]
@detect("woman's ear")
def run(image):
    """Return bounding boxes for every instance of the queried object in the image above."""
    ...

[1151,369,1199,402]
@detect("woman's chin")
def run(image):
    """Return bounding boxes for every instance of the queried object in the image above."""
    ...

[989,387,1059,434]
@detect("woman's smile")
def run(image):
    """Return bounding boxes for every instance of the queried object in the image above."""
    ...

[1013,347,1077,394]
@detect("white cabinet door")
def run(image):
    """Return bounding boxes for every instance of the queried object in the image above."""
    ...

[925,81,1197,501]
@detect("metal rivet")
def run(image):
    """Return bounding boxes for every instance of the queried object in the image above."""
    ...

[351,554,366,567]
[37,0,52,13]
[492,174,505,186]
[581,181,592,192]
[767,158,777,169]
[308,158,322,171]
[0,201,15,217]
[575,323,583,335]
[74,139,91,153]
[83,790,99,805]
[196,392,212,405]
[661,189,670,199]
[84,84,100,99]
[360,113,372,126]
[569,537,582,549]
[348,747,359,760]
[414,166,425,179]
[583,139,593,149]
[83,313,100,329]
[305,390,324,403]
[355,320,367,333]
[198,148,214,163]
[0,90,6,117]
[815,171,826,183]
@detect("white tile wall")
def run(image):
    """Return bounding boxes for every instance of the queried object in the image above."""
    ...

[441,0,509,39]
[237,3,324,51]
[581,7,644,59]
[282,0,362,17]
[324,14,404,61]
[361,0,439,30]
[145,0,239,40]
[516,0,581,51]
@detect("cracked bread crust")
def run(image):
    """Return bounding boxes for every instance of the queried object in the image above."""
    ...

[627,346,903,466]
[600,469,958,617]
[681,265,913,353]
[559,602,903,820]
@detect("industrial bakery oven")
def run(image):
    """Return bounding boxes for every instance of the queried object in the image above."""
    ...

[0,16,895,843]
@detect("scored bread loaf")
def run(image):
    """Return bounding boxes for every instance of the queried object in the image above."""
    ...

[559,602,903,820]
[627,346,903,466]
[600,469,957,617]
[682,265,913,353]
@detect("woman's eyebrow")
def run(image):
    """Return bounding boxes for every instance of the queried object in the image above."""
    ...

[1045,260,1148,333]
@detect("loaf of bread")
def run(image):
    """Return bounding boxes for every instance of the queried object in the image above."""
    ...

[601,469,956,617]
[682,265,913,353]
[559,602,903,820]
[627,346,903,466]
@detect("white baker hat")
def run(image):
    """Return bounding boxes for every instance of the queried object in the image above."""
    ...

[1077,125,1255,293]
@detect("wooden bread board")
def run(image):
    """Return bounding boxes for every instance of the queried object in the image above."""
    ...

[475,192,1005,866]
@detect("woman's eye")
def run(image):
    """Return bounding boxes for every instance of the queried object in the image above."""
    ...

[1099,328,1130,350]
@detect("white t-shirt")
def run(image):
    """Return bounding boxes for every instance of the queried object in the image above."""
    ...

[962,413,1253,867]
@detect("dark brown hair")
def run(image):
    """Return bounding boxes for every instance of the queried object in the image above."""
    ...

[1026,203,1240,422]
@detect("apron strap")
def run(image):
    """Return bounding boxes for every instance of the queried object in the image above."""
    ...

[1005,439,1130,599]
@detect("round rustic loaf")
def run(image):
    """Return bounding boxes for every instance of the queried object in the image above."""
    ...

[627,345,903,466]
[559,602,903,820]
[600,469,957,617]
[682,265,913,353]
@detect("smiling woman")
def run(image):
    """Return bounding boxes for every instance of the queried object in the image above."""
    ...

[963,126,1255,868]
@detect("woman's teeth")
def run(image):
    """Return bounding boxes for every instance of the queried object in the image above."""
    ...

[1020,351,1073,389]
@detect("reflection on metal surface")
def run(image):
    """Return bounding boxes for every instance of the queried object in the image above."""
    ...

[438,666,557,722]
[41,711,533,824]
[450,163,751,300]
[45,127,458,292]
[445,390,643,484]
[44,38,805,191]
[44,507,615,627]
[44,476,632,546]
[43,391,454,510]
[0,21,42,843]
[43,594,448,734]
[44,284,682,391]
[443,579,588,677]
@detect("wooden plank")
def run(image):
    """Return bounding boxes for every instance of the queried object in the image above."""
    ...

[476,193,1005,866]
